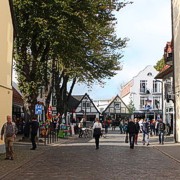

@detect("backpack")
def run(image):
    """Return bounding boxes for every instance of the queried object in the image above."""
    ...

[158,122,164,132]
[124,124,128,132]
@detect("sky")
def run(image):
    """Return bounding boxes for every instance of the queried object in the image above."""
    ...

[13,0,172,100]
[70,0,172,100]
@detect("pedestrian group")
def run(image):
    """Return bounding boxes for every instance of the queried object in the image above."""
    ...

[126,118,166,149]
[0,114,167,160]
[1,115,39,160]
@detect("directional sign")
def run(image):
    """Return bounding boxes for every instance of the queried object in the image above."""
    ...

[35,104,43,115]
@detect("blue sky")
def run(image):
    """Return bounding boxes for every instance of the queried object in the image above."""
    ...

[13,0,172,100]
[71,0,172,100]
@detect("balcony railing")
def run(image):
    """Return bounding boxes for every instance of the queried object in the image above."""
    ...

[152,89,161,94]
[139,88,151,94]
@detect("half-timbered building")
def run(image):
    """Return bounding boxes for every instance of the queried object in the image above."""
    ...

[102,95,130,121]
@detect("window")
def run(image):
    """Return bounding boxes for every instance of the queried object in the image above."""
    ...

[86,102,90,108]
[82,102,90,108]
[114,103,120,109]
[153,96,161,109]
[169,107,173,112]
[153,80,161,93]
[110,108,114,113]
[140,96,147,109]
[140,80,147,93]
[147,72,152,76]
[82,102,86,108]
[145,99,152,110]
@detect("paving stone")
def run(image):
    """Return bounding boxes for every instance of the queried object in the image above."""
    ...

[0,132,180,180]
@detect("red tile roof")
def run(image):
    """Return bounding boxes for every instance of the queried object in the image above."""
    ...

[154,65,173,79]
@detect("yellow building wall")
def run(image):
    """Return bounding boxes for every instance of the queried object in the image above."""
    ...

[0,0,13,148]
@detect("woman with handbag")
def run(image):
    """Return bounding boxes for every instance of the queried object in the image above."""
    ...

[93,118,102,150]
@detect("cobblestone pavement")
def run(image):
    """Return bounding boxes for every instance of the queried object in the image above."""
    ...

[0,132,180,180]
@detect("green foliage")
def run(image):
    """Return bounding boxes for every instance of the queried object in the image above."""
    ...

[127,99,135,114]
[13,0,132,115]
[154,57,165,72]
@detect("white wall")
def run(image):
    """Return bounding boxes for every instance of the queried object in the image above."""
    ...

[121,65,161,112]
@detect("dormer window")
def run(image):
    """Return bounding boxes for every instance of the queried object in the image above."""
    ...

[147,72,152,76]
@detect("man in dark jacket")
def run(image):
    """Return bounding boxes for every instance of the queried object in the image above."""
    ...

[134,118,140,145]
[127,119,136,149]
[157,119,165,144]
[30,116,39,150]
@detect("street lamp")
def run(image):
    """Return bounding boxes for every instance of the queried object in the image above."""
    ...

[155,80,164,121]
[83,96,88,127]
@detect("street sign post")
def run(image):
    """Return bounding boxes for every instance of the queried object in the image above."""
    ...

[35,104,43,115]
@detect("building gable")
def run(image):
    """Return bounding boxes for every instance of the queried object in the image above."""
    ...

[103,95,129,115]
[75,93,100,115]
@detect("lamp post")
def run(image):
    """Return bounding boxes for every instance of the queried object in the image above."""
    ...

[155,80,164,121]
[83,96,88,127]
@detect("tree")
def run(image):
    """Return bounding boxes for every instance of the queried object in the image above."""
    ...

[154,57,165,72]
[13,0,133,118]
[127,99,135,114]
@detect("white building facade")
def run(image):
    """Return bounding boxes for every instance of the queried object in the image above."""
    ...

[120,65,162,119]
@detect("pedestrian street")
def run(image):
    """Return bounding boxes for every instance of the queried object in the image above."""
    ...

[1,131,180,180]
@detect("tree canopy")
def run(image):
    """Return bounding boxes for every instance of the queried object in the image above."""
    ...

[13,0,133,117]
[154,57,165,72]
[127,99,135,114]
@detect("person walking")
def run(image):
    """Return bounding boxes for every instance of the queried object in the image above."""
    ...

[93,118,102,150]
[157,119,165,145]
[124,120,128,143]
[30,116,39,150]
[155,120,159,136]
[78,120,83,138]
[134,118,140,145]
[127,119,136,149]
[111,120,116,131]
[142,119,150,146]
[104,119,109,135]
[1,115,18,160]
[119,120,124,134]
[150,119,156,136]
